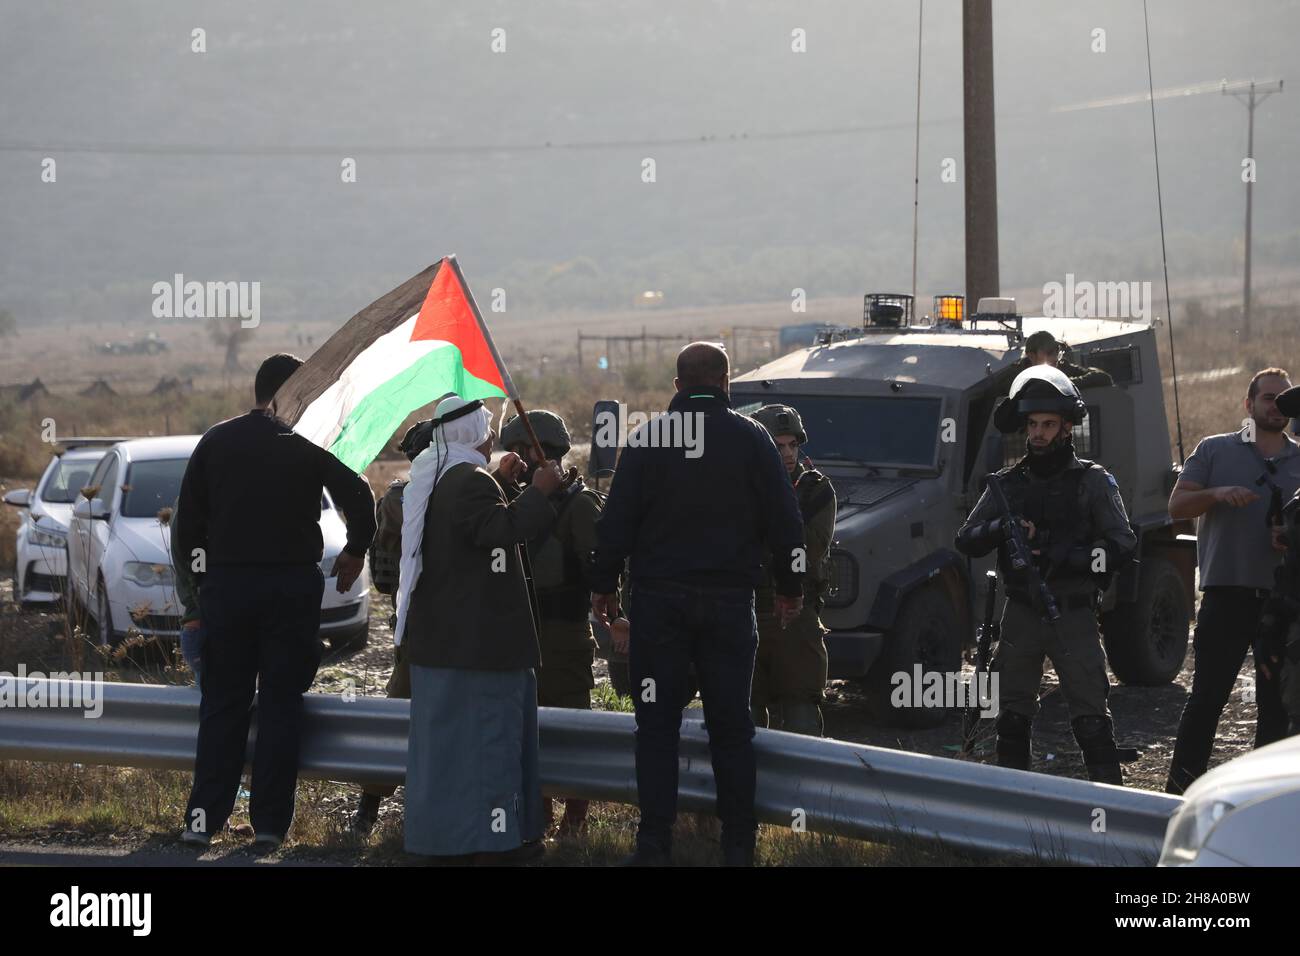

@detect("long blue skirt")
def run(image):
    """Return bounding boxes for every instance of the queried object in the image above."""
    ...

[404,664,542,856]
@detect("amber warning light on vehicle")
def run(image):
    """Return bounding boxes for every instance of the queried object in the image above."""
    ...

[933,295,965,327]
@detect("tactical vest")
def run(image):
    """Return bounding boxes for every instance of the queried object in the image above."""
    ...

[529,480,604,622]
[757,467,834,608]
[997,459,1096,581]
[797,468,834,597]
[369,480,406,596]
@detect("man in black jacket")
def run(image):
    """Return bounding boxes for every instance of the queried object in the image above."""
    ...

[176,353,376,849]
[590,342,805,866]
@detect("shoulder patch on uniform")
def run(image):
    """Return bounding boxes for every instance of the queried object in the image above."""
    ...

[1106,473,1119,488]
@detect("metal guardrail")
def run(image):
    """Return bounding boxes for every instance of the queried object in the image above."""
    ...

[0,677,1180,865]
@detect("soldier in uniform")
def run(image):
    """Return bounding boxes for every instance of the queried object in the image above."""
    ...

[1012,330,1114,389]
[1261,384,1300,736]
[500,409,602,836]
[749,404,837,736]
[956,366,1136,784]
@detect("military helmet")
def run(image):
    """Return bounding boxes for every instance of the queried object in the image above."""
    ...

[397,419,435,462]
[500,409,572,456]
[994,365,1087,434]
[1277,384,1300,419]
[751,404,807,444]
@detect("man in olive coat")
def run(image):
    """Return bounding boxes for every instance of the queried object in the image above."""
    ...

[396,395,562,864]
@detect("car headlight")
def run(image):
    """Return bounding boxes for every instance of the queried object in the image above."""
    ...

[825,550,859,608]
[1159,798,1235,866]
[1160,777,1290,865]
[30,525,68,549]
[123,561,175,588]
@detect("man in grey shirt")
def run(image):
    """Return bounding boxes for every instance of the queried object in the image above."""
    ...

[1165,368,1300,794]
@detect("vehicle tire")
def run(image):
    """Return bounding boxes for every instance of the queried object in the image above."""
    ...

[864,585,963,729]
[327,620,370,653]
[94,576,121,648]
[1101,556,1190,685]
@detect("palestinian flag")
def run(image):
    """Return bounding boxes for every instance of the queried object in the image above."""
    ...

[273,257,515,472]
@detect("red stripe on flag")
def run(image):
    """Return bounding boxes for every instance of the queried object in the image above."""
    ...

[409,261,507,391]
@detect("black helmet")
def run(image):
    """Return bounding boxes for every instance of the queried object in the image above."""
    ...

[397,419,435,461]
[500,409,572,457]
[751,404,807,444]
[1277,385,1300,419]
[994,365,1087,434]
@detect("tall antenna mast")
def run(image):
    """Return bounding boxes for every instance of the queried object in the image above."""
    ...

[910,0,924,307]
[1142,0,1185,465]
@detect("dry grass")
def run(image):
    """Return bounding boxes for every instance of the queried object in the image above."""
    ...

[1158,300,1299,459]
[0,759,996,866]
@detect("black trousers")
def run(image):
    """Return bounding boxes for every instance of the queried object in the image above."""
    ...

[628,578,759,855]
[1167,586,1288,793]
[184,564,324,839]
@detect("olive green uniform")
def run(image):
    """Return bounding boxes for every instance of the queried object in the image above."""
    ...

[1261,493,1300,735]
[362,480,412,800]
[1006,356,1114,391]
[957,453,1136,780]
[530,481,602,709]
[752,464,837,735]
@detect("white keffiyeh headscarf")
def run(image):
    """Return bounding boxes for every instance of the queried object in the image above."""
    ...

[393,395,494,646]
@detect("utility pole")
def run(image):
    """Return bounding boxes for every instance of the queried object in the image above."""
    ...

[1056,76,1283,341]
[962,0,999,307]
[1224,79,1283,341]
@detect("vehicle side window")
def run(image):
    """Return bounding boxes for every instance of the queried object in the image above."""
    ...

[89,454,119,505]
[86,454,112,494]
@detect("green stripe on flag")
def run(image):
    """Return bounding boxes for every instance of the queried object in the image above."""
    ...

[327,345,506,472]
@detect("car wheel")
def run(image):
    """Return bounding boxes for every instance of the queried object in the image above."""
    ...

[1101,556,1191,685]
[864,584,963,729]
[327,620,370,653]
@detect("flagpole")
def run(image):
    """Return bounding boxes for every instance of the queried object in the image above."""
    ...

[444,256,555,468]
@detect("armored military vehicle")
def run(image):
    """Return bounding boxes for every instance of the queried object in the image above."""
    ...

[727,293,1195,727]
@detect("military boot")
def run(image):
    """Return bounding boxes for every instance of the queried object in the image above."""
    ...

[556,799,589,837]
[1073,715,1124,786]
[994,711,1032,770]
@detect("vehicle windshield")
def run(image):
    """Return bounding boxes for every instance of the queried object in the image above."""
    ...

[121,459,189,518]
[740,395,943,468]
[39,456,103,504]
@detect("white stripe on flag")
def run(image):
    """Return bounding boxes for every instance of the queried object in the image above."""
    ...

[294,313,440,450]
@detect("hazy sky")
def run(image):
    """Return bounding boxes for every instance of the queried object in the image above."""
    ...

[1,0,1296,324]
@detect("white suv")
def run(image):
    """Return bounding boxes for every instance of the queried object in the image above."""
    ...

[3,440,115,606]
[65,436,370,649]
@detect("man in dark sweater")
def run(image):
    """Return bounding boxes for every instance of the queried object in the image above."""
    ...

[590,342,805,866]
[176,353,376,849]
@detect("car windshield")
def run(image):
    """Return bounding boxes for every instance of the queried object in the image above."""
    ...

[740,395,944,468]
[39,456,103,504]
[121,459,188,518]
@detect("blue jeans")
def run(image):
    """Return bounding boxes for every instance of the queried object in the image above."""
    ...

[627,578,759,854]
[180,623,205,689]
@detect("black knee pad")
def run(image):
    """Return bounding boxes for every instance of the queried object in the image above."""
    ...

[1072,715,1119,763]
[1072,714,1113,742]
[995,711,1032,742]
